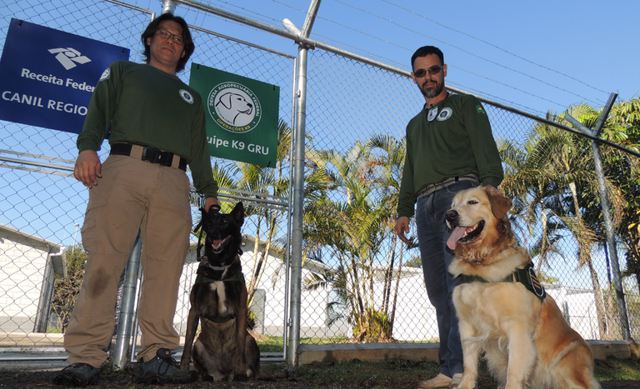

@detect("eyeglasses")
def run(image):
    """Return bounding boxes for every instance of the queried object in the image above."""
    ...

[156,29,184,45]
[413,65,442,78]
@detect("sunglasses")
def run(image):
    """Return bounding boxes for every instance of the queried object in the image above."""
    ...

[413,65,442,78]
[156,29,184,45]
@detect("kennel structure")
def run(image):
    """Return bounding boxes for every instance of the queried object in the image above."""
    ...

[0,0,637,367]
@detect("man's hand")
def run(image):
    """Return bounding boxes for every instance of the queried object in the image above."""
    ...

[204,197,219,212]
[394,216,413,245]
[74,150,102,188]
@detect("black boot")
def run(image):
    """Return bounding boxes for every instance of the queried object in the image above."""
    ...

[53,363,100,386]
[136,348,195,384]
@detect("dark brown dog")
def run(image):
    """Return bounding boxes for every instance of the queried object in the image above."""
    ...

[180,202,259,381]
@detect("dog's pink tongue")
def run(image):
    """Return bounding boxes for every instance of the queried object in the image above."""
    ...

[447,227,466,250]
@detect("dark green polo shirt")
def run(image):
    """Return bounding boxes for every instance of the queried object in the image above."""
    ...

[77,61,218,198]
[397,93,503,218]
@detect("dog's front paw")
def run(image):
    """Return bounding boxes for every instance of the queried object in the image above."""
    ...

[245,367,257,379]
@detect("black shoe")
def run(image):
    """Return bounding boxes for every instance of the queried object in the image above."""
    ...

[136,348,195,384]
[53,363,100,387]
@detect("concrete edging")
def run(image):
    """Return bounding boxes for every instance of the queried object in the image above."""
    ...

[297,341,634,365]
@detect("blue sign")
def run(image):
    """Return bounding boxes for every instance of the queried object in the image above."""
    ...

[0,19,129,133]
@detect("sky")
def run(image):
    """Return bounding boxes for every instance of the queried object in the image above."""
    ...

[126,0,640,117]
[0,0,636,292]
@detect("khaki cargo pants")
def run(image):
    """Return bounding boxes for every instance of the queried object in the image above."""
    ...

[64,155,192,367]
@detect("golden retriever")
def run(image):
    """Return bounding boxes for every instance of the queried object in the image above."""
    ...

[445,186,600,389]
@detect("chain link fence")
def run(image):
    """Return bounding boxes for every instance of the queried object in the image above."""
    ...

[0,0,153,349]
[0,0,295,359]
[0,0,638,363]
[299,47,639,345]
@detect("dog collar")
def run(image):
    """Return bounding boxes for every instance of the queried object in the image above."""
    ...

[457,263,546,301]
[195,258,244,284]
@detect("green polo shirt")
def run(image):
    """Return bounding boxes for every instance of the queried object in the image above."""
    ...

[77,61,218,198]
[397,93,503,218]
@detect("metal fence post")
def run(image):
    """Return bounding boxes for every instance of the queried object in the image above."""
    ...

[112,235,142,369]
[566,93,631,340]
[287,0,321,370]
[161,0,176,14]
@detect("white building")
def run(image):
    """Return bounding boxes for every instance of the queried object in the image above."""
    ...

[0,224,64,333]
[174,235,351,339]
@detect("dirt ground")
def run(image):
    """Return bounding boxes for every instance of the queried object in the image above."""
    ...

[0,358,639,388]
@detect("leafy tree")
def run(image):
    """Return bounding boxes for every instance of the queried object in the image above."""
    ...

[303,137,411,342]
[604,99,640,295]
[500,100,639,340]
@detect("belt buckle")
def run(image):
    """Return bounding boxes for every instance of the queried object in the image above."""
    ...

[158,152,173,166]
[142,147,161,163]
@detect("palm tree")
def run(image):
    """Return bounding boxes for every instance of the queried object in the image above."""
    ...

[603,98,640,295]
[499,137,565,269]
[239,120,293,305]
[501,106,628,339]
[365,135,410,332]
[304,142,394,341]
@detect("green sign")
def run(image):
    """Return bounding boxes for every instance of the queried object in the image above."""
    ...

[189,63,280,167]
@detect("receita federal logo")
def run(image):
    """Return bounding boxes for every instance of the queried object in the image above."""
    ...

[48,47,91,70]
[208,81,261,133]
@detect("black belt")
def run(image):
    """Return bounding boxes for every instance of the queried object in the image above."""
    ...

[109,143,187,171]
[416,174,478,198]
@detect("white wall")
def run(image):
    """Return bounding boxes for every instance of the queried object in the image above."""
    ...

[171,250,600,343]
[0,239,49,332]
[173,249,351,338]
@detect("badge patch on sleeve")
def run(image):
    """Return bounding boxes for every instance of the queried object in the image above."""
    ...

[179,89,194,104]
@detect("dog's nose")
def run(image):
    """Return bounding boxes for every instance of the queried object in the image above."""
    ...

[445,209,458,225]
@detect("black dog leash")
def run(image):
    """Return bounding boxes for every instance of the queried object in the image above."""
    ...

[194,204,221,261]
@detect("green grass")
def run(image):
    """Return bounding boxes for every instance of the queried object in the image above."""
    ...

[257,335,352,352]
[256,335,284,353]
[300,336,351,345]
[595,357,640,381]
[273,357,640,388]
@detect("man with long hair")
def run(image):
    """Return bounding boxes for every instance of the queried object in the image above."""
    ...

[54,13,218,386]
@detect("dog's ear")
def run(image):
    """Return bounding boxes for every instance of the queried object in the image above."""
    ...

[217,92,232,109]
[485,186,511,219]
[231,202,245,225]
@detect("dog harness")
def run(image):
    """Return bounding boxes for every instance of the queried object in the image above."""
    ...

[195,257,245,284]
[194,259,246,324]
[457,262,546,301]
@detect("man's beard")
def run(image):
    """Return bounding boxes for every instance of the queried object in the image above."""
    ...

[420,80,445,98]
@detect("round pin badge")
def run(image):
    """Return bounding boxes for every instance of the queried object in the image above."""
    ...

[437,107,453,121]
[179,89,194,104]
[427,107,438,122]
